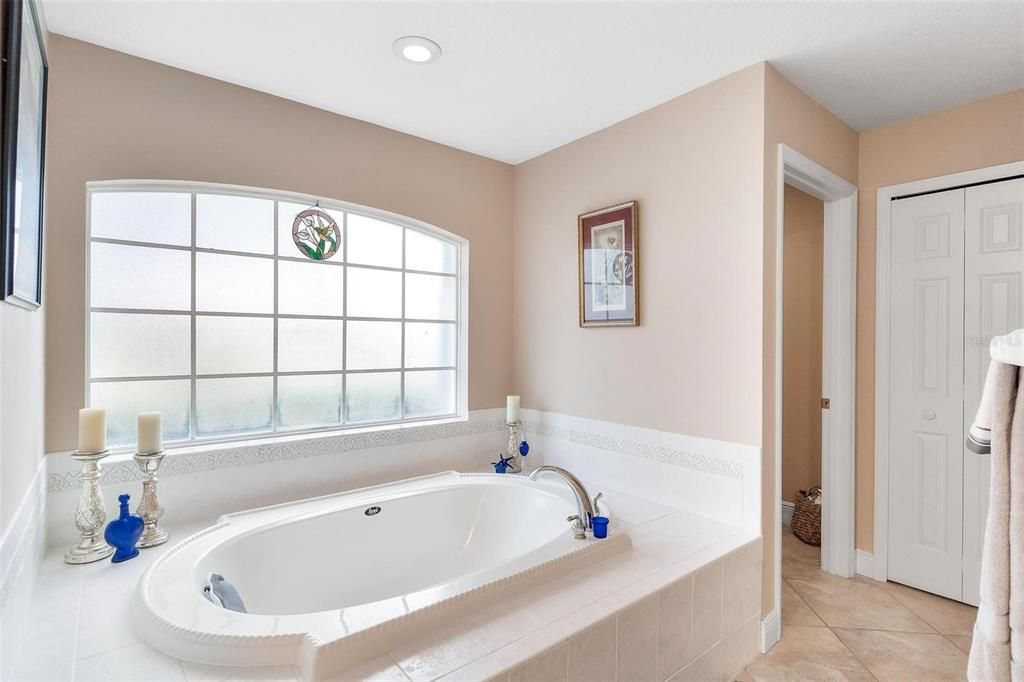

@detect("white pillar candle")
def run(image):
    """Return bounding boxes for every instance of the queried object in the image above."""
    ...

[506,395,521,423]
[78,408,107,453]
[138,412,163,454]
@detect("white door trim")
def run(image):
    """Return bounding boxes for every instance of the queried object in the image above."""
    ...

[770,144,857,651]
[873,160,1024,583]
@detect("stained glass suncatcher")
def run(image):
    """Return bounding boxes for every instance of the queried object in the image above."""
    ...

[292,208,341,261]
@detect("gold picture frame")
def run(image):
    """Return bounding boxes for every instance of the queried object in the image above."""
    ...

[577,200,638,327]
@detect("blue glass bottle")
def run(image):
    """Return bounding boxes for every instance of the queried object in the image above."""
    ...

[104,494,144,563]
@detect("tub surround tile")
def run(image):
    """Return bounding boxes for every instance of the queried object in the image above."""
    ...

[668,614,759,682]
[390,621,492,681]
[656,575,694,680]
[182,661,299,681]
[75,641,186,681]
[721,540,760,633]
[832,628,969,682]
[76,586,142,659]
[20,483,760,682]
[523,409,760,534]
[323,656,409,682]
[458,602,549,652]
[509,644,569,682]
[9,611,78,682]
[0,460,46,682]
[567,618,616,682]
[690,561,723,655]
[616,595,658,682]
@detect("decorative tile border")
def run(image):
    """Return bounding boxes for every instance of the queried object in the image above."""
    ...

[47,408,748,494]
[522,417,745,479]
[48,412,507,493]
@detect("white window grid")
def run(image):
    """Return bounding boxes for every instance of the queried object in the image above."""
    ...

[85,180,469,448]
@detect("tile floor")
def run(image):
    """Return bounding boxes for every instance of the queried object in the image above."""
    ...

[737,527,977,681]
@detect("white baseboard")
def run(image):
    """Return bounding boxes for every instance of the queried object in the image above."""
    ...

[856,549,877,579]
[781,500,795,527]
[760,609,780,653]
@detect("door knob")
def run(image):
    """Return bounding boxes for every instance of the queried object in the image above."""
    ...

[922,409,936,420]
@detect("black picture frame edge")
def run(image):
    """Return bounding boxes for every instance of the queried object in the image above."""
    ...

[1,0,48,310]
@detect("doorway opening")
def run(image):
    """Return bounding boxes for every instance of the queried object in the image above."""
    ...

[768,145,857,651]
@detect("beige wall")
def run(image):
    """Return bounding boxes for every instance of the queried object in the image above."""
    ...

[781,185,823,504]
[44,36,515,452]
[762,63,859,613]
[854,88,1024,551]
[512,64,766,445]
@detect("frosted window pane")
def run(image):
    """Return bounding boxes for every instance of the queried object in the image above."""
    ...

[196,316,273,375]
[405,273,456,320]
[347,321,401,370]
[197,376,272,437]
[196,194,274,254]
[406,229,457,274]
[404,370,456,418]
[91,242,191,310]
[346,372,400,423]
[196,253,274,313]
[405,323,456,368]
[278,201,344,259]
[279,260,343,316]
[347,267,401,318]
[278,318,343,372]
[278,374,343,429]
[91,313,190,379]
[347,214,402,268]
[91,192,191,246]
[91,380,190,446]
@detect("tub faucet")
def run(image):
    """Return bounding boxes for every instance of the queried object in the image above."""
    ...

[528,466,599,538]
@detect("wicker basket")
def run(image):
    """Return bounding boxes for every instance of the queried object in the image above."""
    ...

[792,489,822,546]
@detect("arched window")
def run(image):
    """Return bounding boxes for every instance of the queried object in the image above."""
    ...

[86,181,467,447]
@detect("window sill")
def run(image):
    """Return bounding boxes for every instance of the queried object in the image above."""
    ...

[46,412,488,472]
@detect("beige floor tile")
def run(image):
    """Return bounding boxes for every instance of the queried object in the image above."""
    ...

[788,574,934,633]
[945,634,973,654]
[833,629,968,682]
[881,582,978,636]
[742,625,874,681]
[782,580,825,627]
[780,531,823,581]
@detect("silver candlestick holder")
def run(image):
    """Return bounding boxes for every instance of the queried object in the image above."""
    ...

[65,449,115,564]
[506,421,523,474]
[133,450,169,548]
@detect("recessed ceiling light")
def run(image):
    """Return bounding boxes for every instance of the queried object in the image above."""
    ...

[393,36,442,64]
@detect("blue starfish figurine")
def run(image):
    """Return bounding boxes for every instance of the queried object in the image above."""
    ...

[491,453,515,474]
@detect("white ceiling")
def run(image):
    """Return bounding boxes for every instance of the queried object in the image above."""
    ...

[42,1,1024,164]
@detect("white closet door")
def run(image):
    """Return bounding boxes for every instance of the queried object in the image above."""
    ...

[889,188,966,601]
[962,177,1024,606]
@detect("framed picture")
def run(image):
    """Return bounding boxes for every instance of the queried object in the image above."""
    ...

[1,0,48,309]
[578,200,638,327]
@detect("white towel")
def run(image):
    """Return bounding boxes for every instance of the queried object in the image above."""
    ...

[968,361,1023,681]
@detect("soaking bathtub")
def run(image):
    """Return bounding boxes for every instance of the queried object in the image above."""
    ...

[133,471,629,679]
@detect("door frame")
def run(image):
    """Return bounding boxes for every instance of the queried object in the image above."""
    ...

[769,144,857,649]
[872,160,1024,583]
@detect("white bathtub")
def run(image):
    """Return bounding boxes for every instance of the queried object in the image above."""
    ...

[133,471,629,679]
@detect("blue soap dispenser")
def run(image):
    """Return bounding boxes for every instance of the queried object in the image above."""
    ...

[105,494,144,563]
